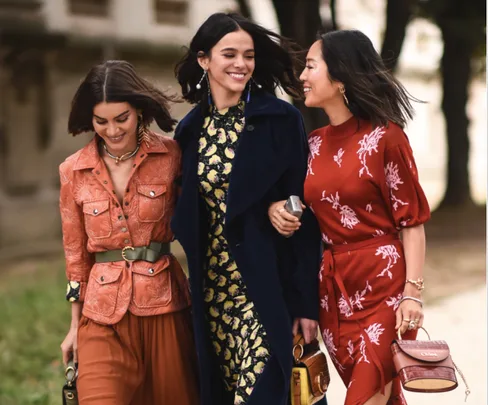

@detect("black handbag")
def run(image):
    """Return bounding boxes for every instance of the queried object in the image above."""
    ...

[62,360,78,405]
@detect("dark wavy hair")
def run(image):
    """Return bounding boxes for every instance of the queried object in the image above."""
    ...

[68,60,177,136]
[175,13,303,106]
[319,30,419,128]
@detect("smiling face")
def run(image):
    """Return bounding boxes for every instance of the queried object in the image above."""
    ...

[92,102,139,154]
[198,29,255,105]
[300,40,342,108]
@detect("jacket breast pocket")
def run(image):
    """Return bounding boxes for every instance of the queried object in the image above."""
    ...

[84,264,123,317]
[83,199,112,239]
[131,257,172,308]
[137,184,167,223]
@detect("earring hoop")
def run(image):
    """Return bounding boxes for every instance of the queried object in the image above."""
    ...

[340,86,349,106]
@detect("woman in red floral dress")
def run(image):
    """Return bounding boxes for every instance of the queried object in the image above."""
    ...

[269,30,430,405]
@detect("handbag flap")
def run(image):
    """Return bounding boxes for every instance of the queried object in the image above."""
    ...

[394,339,451,363]
[299,350,330,396]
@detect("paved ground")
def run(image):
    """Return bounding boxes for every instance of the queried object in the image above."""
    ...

[322,286,487,405]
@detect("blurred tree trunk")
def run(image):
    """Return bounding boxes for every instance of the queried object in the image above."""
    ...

[424,0,485,209]
[437,21,474,208]
[330,0,338,30]
[271,0,328,133]
[236,0,252,19]
[380,0,416,71]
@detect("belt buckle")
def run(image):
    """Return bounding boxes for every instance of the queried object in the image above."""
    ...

[121,246,135,263]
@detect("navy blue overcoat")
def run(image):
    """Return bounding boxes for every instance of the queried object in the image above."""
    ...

[171,91,323,405]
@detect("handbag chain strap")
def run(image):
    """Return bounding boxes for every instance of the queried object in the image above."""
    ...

[452,360,471,402]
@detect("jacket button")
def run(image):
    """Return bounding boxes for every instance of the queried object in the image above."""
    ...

[118,215,123,220]
[149,191,155,197]
[100,276,104,282]
[246,125,254,131]
[124,239,130,244]
[148,268,155,274]
[121,227,127,232]
[93,209,99,215]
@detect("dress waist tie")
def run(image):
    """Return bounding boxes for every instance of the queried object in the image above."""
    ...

[322,233,400,394]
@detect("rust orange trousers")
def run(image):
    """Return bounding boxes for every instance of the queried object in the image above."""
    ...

[77,309,200,405]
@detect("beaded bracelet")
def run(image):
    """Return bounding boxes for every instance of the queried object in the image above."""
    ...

[399,296,423,307]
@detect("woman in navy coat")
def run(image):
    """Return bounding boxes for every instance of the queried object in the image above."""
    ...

[172,13,324,405]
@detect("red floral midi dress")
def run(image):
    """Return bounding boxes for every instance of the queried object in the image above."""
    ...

[304,117,430,405]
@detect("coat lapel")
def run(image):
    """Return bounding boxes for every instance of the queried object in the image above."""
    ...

[174,93,291,229]
[226,93,289,224]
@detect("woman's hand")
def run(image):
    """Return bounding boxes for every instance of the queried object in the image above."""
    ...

[61,326,78,366]
[268,200,303,237]
[293,318,318,344]
[395,299,424,335]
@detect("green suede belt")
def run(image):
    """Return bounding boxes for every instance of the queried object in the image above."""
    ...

[95,241,171,263]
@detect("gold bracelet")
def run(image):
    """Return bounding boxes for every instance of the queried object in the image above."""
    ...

[405,278,425,291]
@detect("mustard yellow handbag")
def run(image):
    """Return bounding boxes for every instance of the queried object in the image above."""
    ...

[290,334,330,405]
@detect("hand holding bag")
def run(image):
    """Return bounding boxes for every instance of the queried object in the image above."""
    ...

[391,327,470,401]
[290,333,330,405]
[62,360,78,405]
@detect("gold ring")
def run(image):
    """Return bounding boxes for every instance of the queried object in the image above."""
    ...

[402,318,411,322]
[121,246,135,263]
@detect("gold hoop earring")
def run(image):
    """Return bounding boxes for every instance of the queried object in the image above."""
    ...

[137,114,150,147]
[340,86,349,106]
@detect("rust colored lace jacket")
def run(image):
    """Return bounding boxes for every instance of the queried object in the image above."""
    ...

[59,134,190,325]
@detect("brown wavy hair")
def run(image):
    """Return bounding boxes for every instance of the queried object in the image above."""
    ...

[68,60,178,135]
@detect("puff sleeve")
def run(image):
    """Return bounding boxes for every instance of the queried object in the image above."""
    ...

[382,132,431,229]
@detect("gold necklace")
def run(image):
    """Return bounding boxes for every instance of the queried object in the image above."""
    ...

[103,142,140,165]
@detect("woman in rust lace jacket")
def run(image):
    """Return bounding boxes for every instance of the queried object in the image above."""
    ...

[58,60,199,405]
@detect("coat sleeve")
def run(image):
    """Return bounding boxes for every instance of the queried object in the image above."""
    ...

[278,111,322,320]
[59,162,94,302]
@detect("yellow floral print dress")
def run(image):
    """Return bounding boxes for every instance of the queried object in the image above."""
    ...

[198,101,271,405]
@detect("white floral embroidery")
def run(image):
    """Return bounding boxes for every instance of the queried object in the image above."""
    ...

[385,161,409,211]
[338,294,353,318]
[347,340,354,361]
[307,136,322,176]
[338,281,372,317]
[320,294,329,312]
[375,245,400,279]
[322,328,346,373]
[386,293,403,311]
[358,334,370,364]
[348,379,355,389]
[366,203,373,213]
[322,233,333,245]
[373,229,386,237]
[318,263,324,282]
[333,148,345,167]
[322,191,360,229]
[357,127,385,177]
[365,322,385,345]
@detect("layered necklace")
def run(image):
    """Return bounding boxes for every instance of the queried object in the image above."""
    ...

[102,142,140,165]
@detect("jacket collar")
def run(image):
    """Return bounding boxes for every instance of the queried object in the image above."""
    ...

[175,91,289,141]
[73,133,168,171]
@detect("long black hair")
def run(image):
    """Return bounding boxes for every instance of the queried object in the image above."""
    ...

[175,13,303,106]
[68,60,177,135]
[319,30,419,128]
